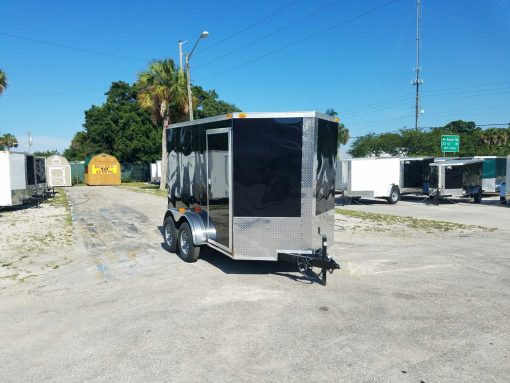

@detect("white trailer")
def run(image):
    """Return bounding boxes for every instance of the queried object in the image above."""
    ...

[0,151,28,207]
[150,160,163,183]
[338,157,401,204]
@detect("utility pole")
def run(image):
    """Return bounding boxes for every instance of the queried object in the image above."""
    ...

[185,53,193,121]
[28,131,32,153]
[412,0,423,130]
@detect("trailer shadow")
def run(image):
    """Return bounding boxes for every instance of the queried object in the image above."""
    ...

[157,226,320,284]
[399,195,505,207]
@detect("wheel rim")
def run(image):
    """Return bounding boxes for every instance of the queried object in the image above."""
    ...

[180,231,190,255]
[164,224,174,246]
[392,191,398,201]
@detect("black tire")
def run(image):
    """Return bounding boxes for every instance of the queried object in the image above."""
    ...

[177,222,200,263]
[387,186,400,204]
[473,188,482,203]
[163,217,178,253]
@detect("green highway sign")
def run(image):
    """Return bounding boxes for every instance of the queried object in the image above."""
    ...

[441,135,460,153]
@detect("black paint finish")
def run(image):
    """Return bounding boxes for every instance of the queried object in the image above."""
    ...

[207,132,230,248]
[26,155,35,185]
[167,120,232,209]
[35,157,46,184]
[316,119,338,215]
[233,118,303,217]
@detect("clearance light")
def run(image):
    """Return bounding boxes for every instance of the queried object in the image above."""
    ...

[334,117,340,123]
[226,113,233,118]
[194,206,202,213]
[238,113,247,118]
[178,207,186,213]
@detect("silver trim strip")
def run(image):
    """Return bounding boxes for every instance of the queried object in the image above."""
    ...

[168,111,338,129]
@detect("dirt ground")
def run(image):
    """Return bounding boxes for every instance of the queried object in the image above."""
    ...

[0,190,73,285]
[0,186,509,382]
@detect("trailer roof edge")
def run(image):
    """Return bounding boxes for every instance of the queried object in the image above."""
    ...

[168,111,338,129]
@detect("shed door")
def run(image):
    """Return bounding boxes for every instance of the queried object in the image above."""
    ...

[50,167,66,187]
[206,128,232,251]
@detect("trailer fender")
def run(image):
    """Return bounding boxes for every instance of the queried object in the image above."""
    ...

[163,209,216,245]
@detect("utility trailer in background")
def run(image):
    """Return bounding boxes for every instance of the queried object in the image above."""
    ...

[0,151,29,207]
[473,156,506,193]
[337,157,402,204]
[429,159,483,202]
[162,112,340,285]
[26,155,48,197]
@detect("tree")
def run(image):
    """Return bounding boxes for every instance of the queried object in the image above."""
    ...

[0,69,7,96]
[348,120,510,157]
[33,149,60,157]
[0,133,18,150]
[325,108,350,145]
[137,59,189,190]
[63,81,159,162]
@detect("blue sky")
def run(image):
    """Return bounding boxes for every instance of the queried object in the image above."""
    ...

[1,0,509,153]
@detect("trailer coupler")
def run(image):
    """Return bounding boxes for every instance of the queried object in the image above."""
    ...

[278,236,340,286]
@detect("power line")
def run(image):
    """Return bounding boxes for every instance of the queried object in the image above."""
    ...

[197,0,401,81]
[4,88,105,97]
[194,0,346,69]
[0,31,147,62]
[197,0,301,55]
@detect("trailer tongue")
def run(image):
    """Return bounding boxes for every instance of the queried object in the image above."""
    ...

[278,236,340,285]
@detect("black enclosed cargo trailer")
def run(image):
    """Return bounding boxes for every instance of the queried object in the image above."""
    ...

[162,112,340,284]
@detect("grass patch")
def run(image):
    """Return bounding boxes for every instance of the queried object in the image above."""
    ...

[336,208,494,232]
[48,188,73,232]
[118,182,168,198]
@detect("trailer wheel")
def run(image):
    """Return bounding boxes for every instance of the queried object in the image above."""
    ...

[473,188,483,203]
[387,186,400,204]
[163,217,178,253]
[177,222,200,263]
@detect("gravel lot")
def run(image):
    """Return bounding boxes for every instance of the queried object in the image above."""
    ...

[0,186,509,382]
[0,190,73,286]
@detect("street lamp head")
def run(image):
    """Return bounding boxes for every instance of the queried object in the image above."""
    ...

[200,31,209,39]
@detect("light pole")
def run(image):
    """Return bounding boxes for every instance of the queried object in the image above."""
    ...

[185,31,208,121]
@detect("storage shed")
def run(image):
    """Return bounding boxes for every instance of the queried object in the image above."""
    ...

[46,155,72,187]
[84,154,121,186]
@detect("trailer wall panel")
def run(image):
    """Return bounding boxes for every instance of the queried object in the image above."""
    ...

[348,158,400,197]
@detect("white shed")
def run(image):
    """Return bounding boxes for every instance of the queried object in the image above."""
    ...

[45,155,72,187]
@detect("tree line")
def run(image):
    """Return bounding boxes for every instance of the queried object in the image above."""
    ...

[64,66,240,162]
[349,120,510,157]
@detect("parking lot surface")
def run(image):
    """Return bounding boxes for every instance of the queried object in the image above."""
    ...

[1,186,509,382]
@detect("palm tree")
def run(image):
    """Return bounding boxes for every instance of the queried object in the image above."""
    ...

[137,59,188,191]
[324,108,350,145]
[0,69,7,96]
[1,134,18,150]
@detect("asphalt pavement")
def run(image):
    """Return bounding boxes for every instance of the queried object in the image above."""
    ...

[0,186,508,382]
